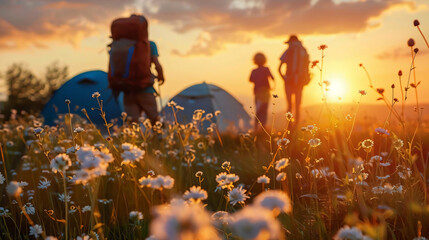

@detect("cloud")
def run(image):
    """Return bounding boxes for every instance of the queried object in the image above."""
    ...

[0,0,136,50]
[141,0,416,56]
[0,0,417,54]
[377,46,428,60]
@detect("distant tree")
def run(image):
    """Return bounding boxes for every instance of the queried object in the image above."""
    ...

[45,61,69,96]
[3,62,68,116]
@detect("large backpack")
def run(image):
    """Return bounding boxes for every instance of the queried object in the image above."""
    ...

[108,15,152,92]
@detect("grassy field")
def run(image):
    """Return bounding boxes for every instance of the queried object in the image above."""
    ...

[1,38,429,239]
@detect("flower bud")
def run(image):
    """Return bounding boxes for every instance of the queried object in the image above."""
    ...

[398,70,402,76]
[391,84,395,89]
[408,38,415,47]
[414,19,420,27]
[414,48,419,54]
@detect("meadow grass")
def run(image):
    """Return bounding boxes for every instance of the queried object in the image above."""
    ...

[1,33,429,239]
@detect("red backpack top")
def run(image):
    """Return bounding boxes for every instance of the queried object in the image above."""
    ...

[108,15,152,91]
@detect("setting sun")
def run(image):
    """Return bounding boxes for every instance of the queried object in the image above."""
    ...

[326,78,347,101]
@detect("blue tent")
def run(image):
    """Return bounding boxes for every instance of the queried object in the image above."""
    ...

[42,70,124,126]
[162,82,251,133]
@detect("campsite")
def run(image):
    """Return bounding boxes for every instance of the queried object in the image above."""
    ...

[1,1,429,240]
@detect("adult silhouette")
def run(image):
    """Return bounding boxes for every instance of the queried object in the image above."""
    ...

[278,35,310,123]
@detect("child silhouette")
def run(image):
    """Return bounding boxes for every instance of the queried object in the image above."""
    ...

[249,52,274,131]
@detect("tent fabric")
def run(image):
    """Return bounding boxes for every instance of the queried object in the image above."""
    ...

[162,82,251,133]
[42,70,124,127]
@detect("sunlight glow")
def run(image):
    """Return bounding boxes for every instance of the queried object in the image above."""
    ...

[326,78,347,101]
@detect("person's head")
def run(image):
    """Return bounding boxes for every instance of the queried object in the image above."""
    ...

[253,52,266,66]
[285,35,299,44]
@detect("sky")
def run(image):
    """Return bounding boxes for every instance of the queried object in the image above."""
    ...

[0,0,429,114]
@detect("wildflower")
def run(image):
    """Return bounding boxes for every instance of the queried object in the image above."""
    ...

[24,203,35,215]
[361,139,374,150]
[377,175,390,180]
[257,175,270,184]
[50,153,72,173]
[0,207,10,217]
[197,142,205,149]
[228,186,249,206]
[37,178,51,189]
[129,211,144,221]
[229,206,282,240]
[150,175,175,190]
[253,190,292,214]
[276,172,287,182]
[296,173,303,179]
[376,88,385,95]
[380,162,391,167]
[285,112,294,121]
[375,127,389,136]
[358,90,367,96]
[74,127,85,133]
[333,225,370,240]
[195,171,203,178]
[183,186,208,202]
[393,139,404,150]
[82,205,91,213]
[215,110,221,116]
[275,158,290,171]
[176,105,184,111]
[276,138,290,149]
[370,154,383,161]
[308,138,321,148]
[167,100,177,107]
[193,109,205,121]
[45,236,58,240]
[34,127,44,135]
[205,113,213,119]
[211,211,231,227]
[345,114,352,121]
[397,166,412,179]
[150,201,219,240]
[318,44,328,50]
[6,181,22,198]
[121,143,145,165]
[65,99,71,104]
[92,92,100,98]
[221,161,230,169]
[216,172,239,190]
[29,224,43,238]
[0,172,5,184]
[74,145,114,184]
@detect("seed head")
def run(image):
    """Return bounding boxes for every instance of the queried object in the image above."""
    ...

[414,48,419,54]
[65,99,71,104]
[376,88,385,95]
[414,19,420,27]
[398,70,402,76]
[391,84,395,89]
[407,38,415,47]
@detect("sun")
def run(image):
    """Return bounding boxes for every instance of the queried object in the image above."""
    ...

[326,78,346,101]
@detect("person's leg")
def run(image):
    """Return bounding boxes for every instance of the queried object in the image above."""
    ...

[295,87,303,123]
[140,92,159,125]
[285,84,292,113]
[256,98,269,128]
[123,92,142,122]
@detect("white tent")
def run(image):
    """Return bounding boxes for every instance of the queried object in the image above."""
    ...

[162,82,251,133]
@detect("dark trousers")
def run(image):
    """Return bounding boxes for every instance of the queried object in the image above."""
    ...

[123,91,159,124]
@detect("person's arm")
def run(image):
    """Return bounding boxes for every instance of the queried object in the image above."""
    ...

[278,62,286,80]
[152,55,165,85]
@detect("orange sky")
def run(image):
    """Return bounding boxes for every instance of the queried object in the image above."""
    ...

[0,0,428,113]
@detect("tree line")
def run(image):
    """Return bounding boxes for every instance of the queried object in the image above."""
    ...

[1,62,68,117]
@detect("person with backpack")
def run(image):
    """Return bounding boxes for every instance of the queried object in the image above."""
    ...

[278,35,310,123]
[249,52,274,131]
[108,14,165,124]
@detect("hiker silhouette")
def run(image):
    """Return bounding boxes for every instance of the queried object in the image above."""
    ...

[278,35,310,124]
[249,52,274,131]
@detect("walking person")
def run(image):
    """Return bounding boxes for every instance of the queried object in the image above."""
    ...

[249,52,274,131]
[108,14,165,124]
[123,40,165,124]
[278,35,310,123]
